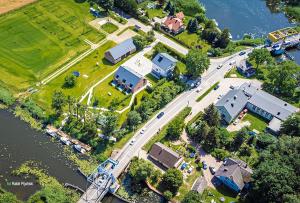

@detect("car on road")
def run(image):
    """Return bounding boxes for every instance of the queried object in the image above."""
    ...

[239,51,246,56]
[217,64,223,69]
[229,60,236,65]
[209,166,216,175]
[218,94,223,99]
[230,85,235,89]
[181,162,188,170]
[214,85,220,90]
[188,166,194,173]
[130,138,136,145]
[202,161,207,170]
[157,112,165,119]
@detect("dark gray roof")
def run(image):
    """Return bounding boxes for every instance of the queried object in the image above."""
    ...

[215,158,252,191]
[215,89,249,119]
[238,60,253,71]
[248,90,298,120]
[115,66,143,87]
[152,53,177,71]
[149,142,182,168]
[107,38,136,60]
[239,82,260,97]
[192,176,207,194]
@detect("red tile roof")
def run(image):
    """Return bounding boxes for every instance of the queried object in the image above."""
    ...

[176,12,185,20]
[163,16,184,33]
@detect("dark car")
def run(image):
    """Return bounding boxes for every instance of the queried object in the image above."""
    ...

[209,166,216,175]
[157,112,165,119]
[202,161,207,170]
[214,85,220,90]
[239,51,246,56]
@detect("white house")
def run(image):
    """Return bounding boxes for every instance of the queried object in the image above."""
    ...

[151,53,177,78]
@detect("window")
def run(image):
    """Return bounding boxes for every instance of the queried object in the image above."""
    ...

[158,56,163,63]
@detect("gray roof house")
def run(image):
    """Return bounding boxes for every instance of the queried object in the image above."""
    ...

[215,89,249,124]
[105,38,136,64]
[216,82,298,133]
[237,60,256,78]
[151,53,177,78]
[113,66,146,93]
[149,142,183,169]
[215,158,253,192]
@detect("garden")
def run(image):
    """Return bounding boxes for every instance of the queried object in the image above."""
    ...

[0,0,105,92]
[101,22,118,34]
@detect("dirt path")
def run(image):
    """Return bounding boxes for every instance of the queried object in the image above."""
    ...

[0,0,36,15]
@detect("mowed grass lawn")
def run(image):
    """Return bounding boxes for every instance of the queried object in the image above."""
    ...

[243,112,268,132]
[0,0,105,92]
[92,75,131,110]
[101,22,118,34]
[33,41,120,111]
[175,31,211,51]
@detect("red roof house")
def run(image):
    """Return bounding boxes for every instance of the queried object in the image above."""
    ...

[161,12,185,35]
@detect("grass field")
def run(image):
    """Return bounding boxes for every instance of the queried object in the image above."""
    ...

[174,31,211,51]
[242,112,268,132]
[101,22,118,34]
[92,75,131,110]
[32,41,121,111]
[0,0,105,92]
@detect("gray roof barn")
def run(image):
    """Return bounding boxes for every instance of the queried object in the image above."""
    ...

[215,89,249,120]
[149,142,183,169]
[107,38,136,61]
[248,90,298,121]
[115,66,143,87]
[215,158,253,191]
[152,53,177,71]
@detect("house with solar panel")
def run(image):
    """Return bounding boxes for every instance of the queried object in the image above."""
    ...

[151,53,177,78]
[105,38,136,64]
[112,66,147,94]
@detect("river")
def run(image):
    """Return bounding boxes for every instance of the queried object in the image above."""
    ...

[0,110,87,200]
[200,0,300,65]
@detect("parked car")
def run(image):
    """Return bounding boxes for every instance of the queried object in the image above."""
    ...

[239,51,246,56]
[214,85,220,90]
[209,166,216,175]
[218,94,223,99]
[217,64,223,69]
[188,166,194,173]
[181,162,188,170]
[202,161,207,170]
[229,60,236,65]
[230,85,235,89]
[157,112,165,119]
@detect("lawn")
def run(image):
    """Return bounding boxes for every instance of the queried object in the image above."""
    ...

[101,22,118,34]
[203,187,239,203]
[242,112,268,132]
[174,31,211,51]
[146,8,165,19]
[32,41,121,111]
[92,75,132,110]
[225,68,246,78]
[0,0,105,92]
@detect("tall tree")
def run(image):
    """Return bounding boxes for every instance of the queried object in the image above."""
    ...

[126,110,142,130]
[186,50,210,77]
[248,48,273,69]
[97,0,114,12]
[182,191,203,203]
[98,111,118,136]
[203,104,220,126]
[166,117,185,140]
[51,91,66,115]
[217,28,230,48]
[161,168,183,195]
[280,112,300,137]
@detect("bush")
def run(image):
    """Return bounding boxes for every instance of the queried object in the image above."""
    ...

[0,86,15,106]
[21,99,45,120]
[164,190,173,200]
[211,148,230,160]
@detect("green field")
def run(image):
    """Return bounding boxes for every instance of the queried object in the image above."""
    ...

[33,41,120,111]
[0,0,105,92]
[101,22,118,34]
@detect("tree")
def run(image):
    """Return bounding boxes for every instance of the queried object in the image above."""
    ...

[126,111,142,130]
[133,35,147,50]
[195,13,207,24]
[164,190,173,201]
[205,19,217,29]
[129,158,154,183]
[280,112,300,137]
[248,48,273,69]
[97,0,113,11]
[216,28,230,48]
[161,168,183,194]
[166,117,185,140]
[182,191,203,203]
[202,28,221,43]
[0,192,20,203]
[186,50,210,77]
[114,0,138,16]
[249,136,300,203]
[169,4,175,16]
[232,127,248,150]
[256,133,277,149]
[187,19,198,33]
[164,1,172,12]
[203,127,220,152]
[203,104,220,126]
[0,86,15,106]
[264,61,299,98]
[51,91,66,115]
[64,74,76,88]
[98,111,118,136]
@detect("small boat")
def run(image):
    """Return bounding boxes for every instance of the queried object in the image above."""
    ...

[74,145,86,154]
[60,137,71,146]
[212,19,218,27]
[229,33,233,40]
[46,129,57,138]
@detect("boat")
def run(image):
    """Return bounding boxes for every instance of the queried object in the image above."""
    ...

[271,43,284,56]
[46,129,57,138]
[60,137,71,146]
[229,33,233,39]
[74,145,86,154]
[212,19,218,27]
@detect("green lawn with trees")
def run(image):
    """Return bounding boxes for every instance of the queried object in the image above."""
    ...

[0,0,105,92]
[101,22,118,33]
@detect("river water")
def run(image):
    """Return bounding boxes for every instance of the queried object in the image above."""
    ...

[0,110,87,200]
[200,0,300,65]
